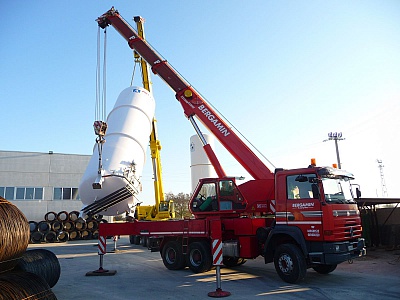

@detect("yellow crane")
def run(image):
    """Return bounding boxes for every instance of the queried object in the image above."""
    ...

[133,16,174,221]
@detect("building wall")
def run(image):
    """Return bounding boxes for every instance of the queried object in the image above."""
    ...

[0,150,91,222]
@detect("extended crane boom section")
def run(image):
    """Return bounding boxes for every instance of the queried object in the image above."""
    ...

[96,7,274,181]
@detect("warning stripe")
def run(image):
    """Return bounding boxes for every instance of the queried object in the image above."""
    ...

[212,239,223,266]
[98,236,106,254]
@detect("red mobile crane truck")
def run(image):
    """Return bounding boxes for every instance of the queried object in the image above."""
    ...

[91,7,366,283]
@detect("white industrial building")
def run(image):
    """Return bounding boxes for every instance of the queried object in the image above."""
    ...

[0,150,90,222]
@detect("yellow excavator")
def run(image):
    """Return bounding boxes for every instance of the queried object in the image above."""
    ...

[132,16,174,221]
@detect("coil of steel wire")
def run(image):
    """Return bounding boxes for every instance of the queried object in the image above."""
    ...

[68,230,81,240]
[0,270,57,300]
[44,231,57,243]
[51,220,63,232]
[74,217,87,231]
[62,220,75,232]
[68,210,80,222]
[44,211,57,222]
[30,232,44,244]
[37,221,51,234]
[86,219,98,231]
[14,249,60,288]
[29,221,38,232]
[56,211,69,222]
[57,231,69,242]
[0,197,30,273]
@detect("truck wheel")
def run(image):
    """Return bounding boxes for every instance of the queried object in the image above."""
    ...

[186,241,212,273]
[313,264,337,274]
[161,241,185,270]
[274,244,306,283]
[129,235,135,244]
[133,235,141,245]
[141,236,148,247]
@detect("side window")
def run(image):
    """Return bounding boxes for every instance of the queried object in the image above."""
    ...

[219,180,234,196]
[287,175,317,199]
[192,183,217,212]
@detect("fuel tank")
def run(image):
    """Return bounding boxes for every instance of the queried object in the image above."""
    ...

[79,86,155,216]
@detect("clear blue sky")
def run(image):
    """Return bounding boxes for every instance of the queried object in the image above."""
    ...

[1,1,399,203]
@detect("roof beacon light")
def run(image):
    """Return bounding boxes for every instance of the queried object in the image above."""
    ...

[310,158,316,167]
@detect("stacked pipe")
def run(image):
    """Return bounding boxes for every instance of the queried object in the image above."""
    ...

[29,211,105,243]
[0,197,58,299]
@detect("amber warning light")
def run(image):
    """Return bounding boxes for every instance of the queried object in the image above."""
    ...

[310,158,316,167]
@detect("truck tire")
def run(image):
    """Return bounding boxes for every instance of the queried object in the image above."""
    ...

[133,235,141,245]
[186,241,212,273]
[312,264,337,274]
[129,235,135,244]
[274,243,306,284]
[161,241,185,270]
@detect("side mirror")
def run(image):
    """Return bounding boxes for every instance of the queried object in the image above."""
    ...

[356,188,361,199]
[311,184,320,199]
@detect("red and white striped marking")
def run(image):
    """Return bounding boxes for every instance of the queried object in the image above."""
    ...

[212,239,223,266]
[98,236,106,254]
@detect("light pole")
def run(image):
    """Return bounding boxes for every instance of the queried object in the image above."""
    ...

[323,132,345,169]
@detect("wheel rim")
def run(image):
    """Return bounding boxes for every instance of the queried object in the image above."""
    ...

[278,253,293,274]
[190,249,202,267]
[166,248,177,264]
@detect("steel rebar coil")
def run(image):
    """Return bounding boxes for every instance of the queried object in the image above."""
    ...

[0,197,30,273]
[0,270,57,300]
[63,220,75,232]
[30,231,44,244]
[68,210,80,221]
[37,221,51,233]
[68,230,81,240]
[14,249,61,288]
[51,220,63,232]
[80,230,92,240]
[86,219,98,231]
[29,221,38,232]
[44,211,57,222]
[92,229,99,239]
[44,231,57,243]
[56,211,69,222]
[74,217,87,230]
[57,231,69,243]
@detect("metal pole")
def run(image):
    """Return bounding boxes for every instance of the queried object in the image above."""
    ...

[334,139,341,169]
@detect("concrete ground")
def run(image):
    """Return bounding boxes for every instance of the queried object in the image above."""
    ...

[28,237,400,300]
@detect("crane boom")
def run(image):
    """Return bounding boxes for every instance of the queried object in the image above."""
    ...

[97,7,274,181]
[134,16,165,211]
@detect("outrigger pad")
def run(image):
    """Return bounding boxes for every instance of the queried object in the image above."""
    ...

[85,269,117,276]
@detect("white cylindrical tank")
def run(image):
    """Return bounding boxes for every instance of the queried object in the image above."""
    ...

[190,134,217,192]
[79,86,155,216]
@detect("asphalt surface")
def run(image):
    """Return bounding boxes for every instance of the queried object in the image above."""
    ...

[28,237,400,300]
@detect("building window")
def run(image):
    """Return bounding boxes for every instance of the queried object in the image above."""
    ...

[54,188,62,200]
[5,187,15,200]
[16,188,25,200]
[35,188,43,200]
[53,187,80,200]
[0,187,43,200]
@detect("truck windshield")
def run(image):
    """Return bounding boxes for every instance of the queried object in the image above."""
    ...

[322,177,355,204]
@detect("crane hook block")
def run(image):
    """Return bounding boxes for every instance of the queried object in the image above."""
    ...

[94,121,108,137]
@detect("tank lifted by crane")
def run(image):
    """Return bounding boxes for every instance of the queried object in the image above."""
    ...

[80,86,155,216]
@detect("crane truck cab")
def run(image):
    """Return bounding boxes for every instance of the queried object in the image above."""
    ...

[188,164,365,283]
